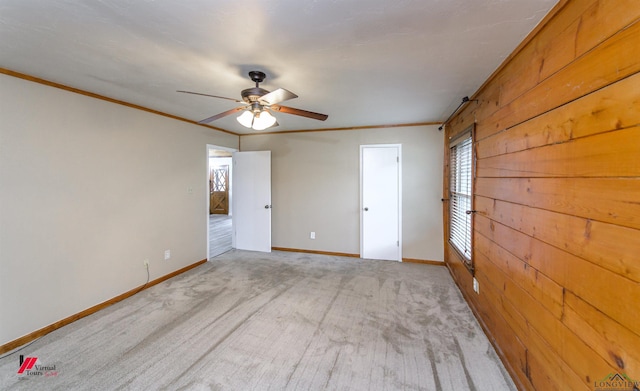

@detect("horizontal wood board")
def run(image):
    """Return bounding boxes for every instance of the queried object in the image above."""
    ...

[443,2,640,390]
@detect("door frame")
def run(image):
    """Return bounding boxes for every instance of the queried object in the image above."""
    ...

[359,144,402,261]
[207,144,237,260]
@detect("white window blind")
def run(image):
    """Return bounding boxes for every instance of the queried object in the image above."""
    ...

[449,134,473,262]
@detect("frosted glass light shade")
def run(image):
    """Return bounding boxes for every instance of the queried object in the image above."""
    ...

[237,111,254,128]
[251,111,276,130]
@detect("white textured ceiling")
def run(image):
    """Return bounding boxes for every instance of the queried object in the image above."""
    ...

[0,0,557,134]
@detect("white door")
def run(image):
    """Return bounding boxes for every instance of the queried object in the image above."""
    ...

[361,145,401,261]
[232,151,271,252]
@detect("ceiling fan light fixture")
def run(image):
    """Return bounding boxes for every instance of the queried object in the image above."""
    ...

[237,109,277,130]
[252,110,276,130]
[182,70,328,127]
[237,110,254,128]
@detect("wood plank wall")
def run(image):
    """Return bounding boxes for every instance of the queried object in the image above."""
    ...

[443,1,640,390]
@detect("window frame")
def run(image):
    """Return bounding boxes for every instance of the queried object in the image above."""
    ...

[448,124,475,273]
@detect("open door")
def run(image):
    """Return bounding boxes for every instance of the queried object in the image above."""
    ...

[232,151,272,252]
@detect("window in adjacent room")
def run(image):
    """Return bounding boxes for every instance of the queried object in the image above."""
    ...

[449,126,474,270]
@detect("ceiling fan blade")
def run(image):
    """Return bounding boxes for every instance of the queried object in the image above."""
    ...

[178,90,244,103]
[258,88,298,105]
[271,105,328,121]
[199,106,245,124]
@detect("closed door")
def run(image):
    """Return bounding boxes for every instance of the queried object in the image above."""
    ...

[232,151,272,252]
[361,145,401,261]
[210,165,229,214]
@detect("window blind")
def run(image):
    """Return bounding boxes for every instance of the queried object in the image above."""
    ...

[449,135,473,262]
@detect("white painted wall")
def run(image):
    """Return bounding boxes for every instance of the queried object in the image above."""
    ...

[240,126,444,261]
[0,74,238,346]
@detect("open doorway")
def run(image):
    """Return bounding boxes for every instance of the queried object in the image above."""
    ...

[207,145,236,259]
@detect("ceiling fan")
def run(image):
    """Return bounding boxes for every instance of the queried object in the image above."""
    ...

[178,71,328,130]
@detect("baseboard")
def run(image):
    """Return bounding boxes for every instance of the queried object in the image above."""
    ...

[270,248,444,266]
[402,258,445,266]
[271,247,360,258]
[0,259,207,355]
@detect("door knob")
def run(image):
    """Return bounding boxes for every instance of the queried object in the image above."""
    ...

[364,207,369,211]
[265,205,272,209]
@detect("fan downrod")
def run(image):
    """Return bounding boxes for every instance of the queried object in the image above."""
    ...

[242,71,269,103]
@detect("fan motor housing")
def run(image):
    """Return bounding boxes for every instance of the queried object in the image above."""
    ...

[241,87,269,104]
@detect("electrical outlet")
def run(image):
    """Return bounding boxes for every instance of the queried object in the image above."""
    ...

[473,277,480,294]
[164,250,171,260]
[310,232,316,239]
[143,259,149,267]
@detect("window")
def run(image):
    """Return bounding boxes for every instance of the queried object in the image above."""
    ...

[449,128,473,269]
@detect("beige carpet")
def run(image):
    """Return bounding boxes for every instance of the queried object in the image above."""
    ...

[0,250,515,390]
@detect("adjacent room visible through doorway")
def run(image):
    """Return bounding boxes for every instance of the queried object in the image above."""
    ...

[208,146,235,258]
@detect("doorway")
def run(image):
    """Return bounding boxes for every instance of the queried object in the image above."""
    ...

[208,145,235,259]
[360,144,402,261]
